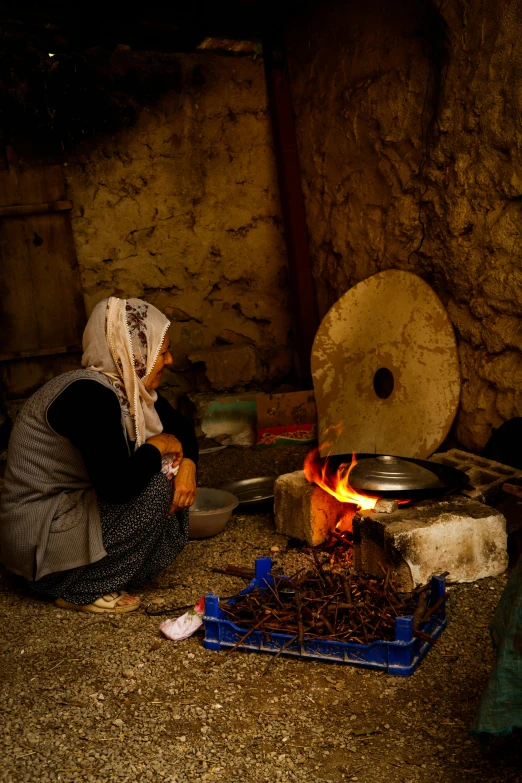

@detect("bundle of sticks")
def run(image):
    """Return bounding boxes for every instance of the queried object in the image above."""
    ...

[220,554,447,646]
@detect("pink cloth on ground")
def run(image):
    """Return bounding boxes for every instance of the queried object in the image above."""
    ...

[159,597,205,641]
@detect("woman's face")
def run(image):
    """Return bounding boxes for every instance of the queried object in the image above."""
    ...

[144,336,173,391]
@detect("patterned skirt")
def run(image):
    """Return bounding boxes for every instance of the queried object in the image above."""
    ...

[25,472,189,605]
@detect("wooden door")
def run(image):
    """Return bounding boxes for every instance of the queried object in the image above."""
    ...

[0,147,86,399]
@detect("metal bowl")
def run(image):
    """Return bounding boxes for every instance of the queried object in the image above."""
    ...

[188,487,239,539]
[220,476,276,506]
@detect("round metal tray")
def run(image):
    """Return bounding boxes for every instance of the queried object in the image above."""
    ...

[220,476,276,505]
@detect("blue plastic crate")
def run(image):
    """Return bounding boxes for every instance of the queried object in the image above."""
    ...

[203,557,447,676]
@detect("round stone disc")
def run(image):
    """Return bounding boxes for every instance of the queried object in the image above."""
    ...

[311,270,460,459]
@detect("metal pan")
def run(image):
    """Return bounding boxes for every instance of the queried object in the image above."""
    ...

[319,453,470,500]
[220,476,276,506]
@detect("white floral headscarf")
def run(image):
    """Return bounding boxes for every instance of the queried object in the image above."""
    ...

[81,297,170,449]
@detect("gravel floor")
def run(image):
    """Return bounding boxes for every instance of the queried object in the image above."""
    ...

[1,446,521,783]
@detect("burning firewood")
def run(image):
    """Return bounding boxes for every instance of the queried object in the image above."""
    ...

[309,527,355,569]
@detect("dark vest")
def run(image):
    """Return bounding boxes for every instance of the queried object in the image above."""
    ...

[0,370,125,580]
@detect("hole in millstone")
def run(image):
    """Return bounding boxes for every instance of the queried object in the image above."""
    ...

[373,367,394,399]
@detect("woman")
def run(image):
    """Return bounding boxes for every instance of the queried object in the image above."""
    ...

[0,296,198,613]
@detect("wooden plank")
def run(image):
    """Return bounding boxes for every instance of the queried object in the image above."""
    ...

[0,212,86,354]
[0,147,66,207]
[24,212,85,349]
[0,216,41,354]
[0,200,72,217]
[263,38,319,385]
[0,150,86,397]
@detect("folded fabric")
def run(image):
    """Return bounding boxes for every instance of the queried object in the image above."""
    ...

[161,454,180,480]
[159,597,205,641]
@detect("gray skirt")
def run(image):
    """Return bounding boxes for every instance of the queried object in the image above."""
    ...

[25,472,189,605]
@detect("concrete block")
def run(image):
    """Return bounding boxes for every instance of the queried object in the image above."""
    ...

[188,343,262,391]
[353,496,508,591]
[274,470,354,545]
[430,449,522,505]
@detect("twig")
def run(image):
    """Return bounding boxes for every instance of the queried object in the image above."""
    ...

[262,634,298,675]
[47,659,65,672]
[422,592,449,623]
[412,592,428,632]
[340,573,353,607]
[217,616,268,663]
[145,596,236,616]
[295,589,304,645]
[329,529,351,545]
[414,629,438,645]
[211,566,255,579]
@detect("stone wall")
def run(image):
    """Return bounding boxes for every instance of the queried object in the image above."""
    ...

[66,53,291,400]
[286,0,522,451]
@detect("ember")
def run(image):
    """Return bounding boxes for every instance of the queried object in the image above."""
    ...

[313,527,355,569]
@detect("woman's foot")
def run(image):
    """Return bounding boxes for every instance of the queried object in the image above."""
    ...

[55,591,141,614]
[115,593,140,607]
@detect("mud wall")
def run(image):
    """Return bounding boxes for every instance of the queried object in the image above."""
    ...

[66,54,291,399]
[286,0,522,451]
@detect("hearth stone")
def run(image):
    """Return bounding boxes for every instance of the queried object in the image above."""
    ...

[374,498,399,514]
[274,471,354,545]
[353,496,507,591]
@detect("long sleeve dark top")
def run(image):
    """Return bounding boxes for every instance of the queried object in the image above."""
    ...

[47,380,198,504]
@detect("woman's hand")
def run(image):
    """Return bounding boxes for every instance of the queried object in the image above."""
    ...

[169,458,197,515]
[146,433,183,467]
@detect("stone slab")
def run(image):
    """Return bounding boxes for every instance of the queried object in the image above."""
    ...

[353,496,508,591]
[311,270,460,459]
[274,470,354,546]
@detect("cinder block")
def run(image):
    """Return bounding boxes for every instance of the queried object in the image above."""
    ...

[430,449,522,505]
[353,496,508,591]
[274,470,354,545]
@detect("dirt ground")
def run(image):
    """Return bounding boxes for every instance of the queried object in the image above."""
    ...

[1,445,521,783]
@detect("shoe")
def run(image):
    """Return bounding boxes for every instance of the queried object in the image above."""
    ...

[54,591,141,614]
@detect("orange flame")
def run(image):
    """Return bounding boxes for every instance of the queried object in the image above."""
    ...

[304,446,378,511]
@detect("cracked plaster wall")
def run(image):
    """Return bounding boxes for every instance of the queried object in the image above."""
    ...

[66,54,290,399]
[286,0,522,451]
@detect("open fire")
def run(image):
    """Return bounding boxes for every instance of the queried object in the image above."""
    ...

[303,446,378,511]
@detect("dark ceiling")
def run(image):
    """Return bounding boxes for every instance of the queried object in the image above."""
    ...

[0,0,319,147]
[0,1,313,53]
